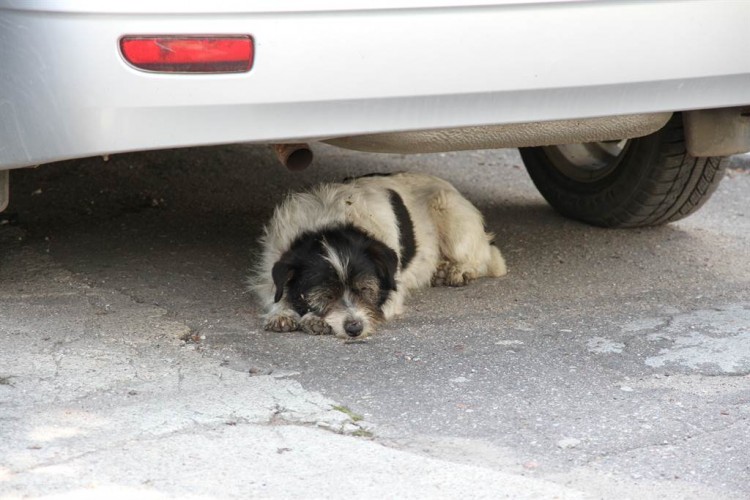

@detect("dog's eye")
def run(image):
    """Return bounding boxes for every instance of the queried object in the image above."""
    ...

[355,285,378,301]
[303,287,338,314]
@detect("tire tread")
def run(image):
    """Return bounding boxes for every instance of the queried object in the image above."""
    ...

[520,114,726,228]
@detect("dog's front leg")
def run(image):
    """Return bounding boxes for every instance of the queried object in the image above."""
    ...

[299,313,333,336]
[264,301,302,332]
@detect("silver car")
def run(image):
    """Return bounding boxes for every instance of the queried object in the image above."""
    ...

[2,0,749,226]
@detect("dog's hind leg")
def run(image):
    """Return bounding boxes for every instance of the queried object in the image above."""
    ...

[428,190,506,287]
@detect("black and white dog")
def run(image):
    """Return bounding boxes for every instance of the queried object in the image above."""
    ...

[250,172,506,339]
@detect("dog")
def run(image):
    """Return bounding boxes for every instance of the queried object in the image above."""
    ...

[250,172,506,339]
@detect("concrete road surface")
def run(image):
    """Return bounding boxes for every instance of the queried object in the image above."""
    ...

[1,145,749,499]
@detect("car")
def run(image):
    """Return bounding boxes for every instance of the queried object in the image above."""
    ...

[1,0,749,226]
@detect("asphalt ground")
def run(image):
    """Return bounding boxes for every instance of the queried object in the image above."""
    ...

[1,145,748,499]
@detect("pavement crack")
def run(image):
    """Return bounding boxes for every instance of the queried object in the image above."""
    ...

[581,418,747,465]
[12,446,110,475]
[127,357,140,380]
[50,345,64,379]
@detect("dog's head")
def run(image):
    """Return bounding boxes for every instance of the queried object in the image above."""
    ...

[272,225,398,339]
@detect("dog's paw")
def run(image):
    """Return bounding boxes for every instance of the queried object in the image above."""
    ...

[431,262,476,287]
[300,314,333,336]
[264,314,300,332]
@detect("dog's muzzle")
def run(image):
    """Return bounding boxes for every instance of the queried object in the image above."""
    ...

[344,319,364,337]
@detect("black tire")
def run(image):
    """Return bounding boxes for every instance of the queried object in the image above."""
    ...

[519,114,726,228]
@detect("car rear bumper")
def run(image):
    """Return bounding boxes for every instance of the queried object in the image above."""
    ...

[2,0,750,169]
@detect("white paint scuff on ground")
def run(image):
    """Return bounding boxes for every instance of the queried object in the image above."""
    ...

[587,337,625,354]
[624,305,750,374]
[645,330,750,373]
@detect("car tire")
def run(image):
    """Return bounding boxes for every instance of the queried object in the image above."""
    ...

[519,114,726,228]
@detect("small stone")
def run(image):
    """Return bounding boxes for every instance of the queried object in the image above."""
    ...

[557,438,581,449]
[341,422,361,434]
[620,385,634,392]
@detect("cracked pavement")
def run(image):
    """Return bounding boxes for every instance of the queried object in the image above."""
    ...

[1,146,749,498]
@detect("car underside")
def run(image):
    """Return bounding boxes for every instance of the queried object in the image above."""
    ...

[1,0,749,225]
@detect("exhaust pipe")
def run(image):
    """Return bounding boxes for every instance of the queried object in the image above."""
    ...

[272,143,313,171]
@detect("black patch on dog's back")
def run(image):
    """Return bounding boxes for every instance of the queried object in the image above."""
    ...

[387,189,416,271]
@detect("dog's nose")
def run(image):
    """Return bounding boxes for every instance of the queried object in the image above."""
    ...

[344,319,363,337]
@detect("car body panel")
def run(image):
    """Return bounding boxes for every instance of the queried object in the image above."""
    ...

[1,0,750,169]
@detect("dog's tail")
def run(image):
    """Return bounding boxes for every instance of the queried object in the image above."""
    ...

[487,244,507,277]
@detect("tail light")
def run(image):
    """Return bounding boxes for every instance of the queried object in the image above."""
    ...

[120,35,254,73]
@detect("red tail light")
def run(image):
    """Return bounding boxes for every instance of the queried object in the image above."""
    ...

[120,35,254,73]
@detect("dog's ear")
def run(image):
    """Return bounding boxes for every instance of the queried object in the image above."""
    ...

[367,241,398,291]
[271,253,296,303]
